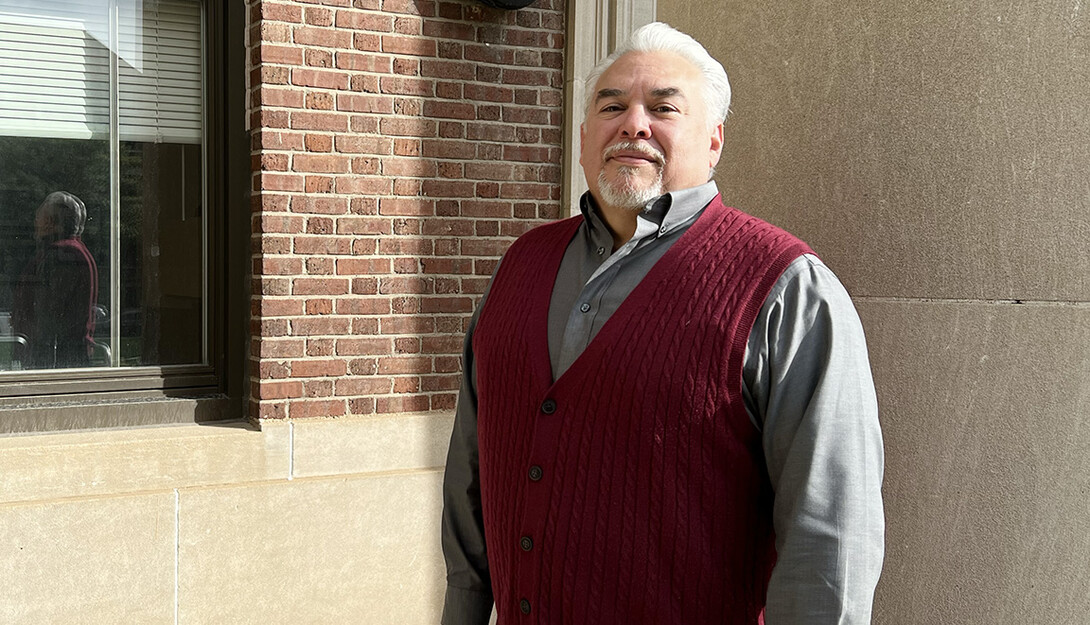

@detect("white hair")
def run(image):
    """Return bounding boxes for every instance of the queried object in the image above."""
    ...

[583,22,731,131]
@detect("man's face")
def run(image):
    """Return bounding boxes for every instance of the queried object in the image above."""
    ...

[580,50,724,211]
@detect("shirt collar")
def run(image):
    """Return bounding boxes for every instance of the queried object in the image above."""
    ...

[578,181,720,240]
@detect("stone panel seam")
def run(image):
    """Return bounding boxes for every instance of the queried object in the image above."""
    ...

[853,297,1090,306]
[174,488,180,625]
[0,464,445,508]
[0,489,177,510]
[287,466,447,481]
[170,467,445,493]
[289,421,296,480]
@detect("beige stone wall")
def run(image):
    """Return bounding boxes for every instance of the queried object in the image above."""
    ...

[0,415,450,623]
[658,1,1090,622]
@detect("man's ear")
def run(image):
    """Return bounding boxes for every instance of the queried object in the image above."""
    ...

[709,123,724,168]
[578,123,586,167]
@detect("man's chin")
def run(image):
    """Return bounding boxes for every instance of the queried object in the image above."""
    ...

[602,171,657,193]
[607,162,657,177]
[598,177,664,212]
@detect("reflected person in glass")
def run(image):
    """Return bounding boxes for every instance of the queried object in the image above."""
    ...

[11,191,99,369]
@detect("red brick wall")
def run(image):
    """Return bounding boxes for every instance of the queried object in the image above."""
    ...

[246,0,565,420]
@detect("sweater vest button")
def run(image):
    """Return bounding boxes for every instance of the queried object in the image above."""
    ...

[528,465,543,481]
[520,536,533,551]
[520,599,532,614]
[540,399,556,414]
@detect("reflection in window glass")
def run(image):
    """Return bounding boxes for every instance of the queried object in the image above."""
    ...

[119,141,203,366]
[0,0,204,373]
[0,139,109,369]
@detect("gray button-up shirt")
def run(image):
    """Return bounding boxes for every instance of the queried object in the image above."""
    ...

[442,182,885,624]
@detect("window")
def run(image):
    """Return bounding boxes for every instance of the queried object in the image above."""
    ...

[0,0,246,432]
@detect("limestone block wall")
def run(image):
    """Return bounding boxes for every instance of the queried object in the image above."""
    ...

[658,1,1090,622]
[0,416,451,623]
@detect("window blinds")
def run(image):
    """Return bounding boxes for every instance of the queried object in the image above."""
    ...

[119,0,202,143]
[0,14,111,140]
[0,0,202,143]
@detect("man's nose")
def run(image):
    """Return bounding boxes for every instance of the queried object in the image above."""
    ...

[619,107,651,139]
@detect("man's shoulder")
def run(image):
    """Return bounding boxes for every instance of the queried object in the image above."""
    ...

[705,200,814,259]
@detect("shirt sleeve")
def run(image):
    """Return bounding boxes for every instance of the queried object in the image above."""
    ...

[440,284,495,625]
[742,254,885,624]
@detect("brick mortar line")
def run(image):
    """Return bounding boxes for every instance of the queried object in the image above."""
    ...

[252,165,563,170]
[250,59,564,70]
[252,38,565,50]
[247,100,565,108]
[250,129,563,134]
[250,75,565,84]
[255,12,563,23]
[251,45,566,56]
[250,116,563,124]
[249,154,563,160]
[250,166,561,172]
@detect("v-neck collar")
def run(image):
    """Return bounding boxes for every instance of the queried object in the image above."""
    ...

[540,195,732,391]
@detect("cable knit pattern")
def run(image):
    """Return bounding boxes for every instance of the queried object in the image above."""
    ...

[473,196,813,625]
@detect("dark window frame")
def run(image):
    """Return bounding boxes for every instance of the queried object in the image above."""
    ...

[0,0,249,434]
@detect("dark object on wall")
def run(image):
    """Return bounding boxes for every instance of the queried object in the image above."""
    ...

[477,0,536,9]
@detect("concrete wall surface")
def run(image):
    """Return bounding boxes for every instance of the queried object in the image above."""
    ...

[0,415,451,623]
[658,1,1090,622]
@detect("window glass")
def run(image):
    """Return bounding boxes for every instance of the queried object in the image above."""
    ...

[0,138,109,370]
[119,140,204,366]
[0,0,204,373]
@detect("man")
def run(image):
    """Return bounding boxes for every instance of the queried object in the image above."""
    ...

[442,22,884,624]
[11,191,99,369]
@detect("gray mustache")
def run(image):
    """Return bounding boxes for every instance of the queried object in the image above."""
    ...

[603,141,665,166]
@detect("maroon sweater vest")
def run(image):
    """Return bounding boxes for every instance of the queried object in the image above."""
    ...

[473,197,813,624]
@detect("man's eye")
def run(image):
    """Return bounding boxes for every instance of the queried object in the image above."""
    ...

[654,106,678,113]
[601,104,623,112]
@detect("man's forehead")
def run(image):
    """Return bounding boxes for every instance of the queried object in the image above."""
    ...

[593,51,699,100]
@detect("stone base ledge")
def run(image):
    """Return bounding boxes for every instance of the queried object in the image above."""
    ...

[0,411,455,505]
